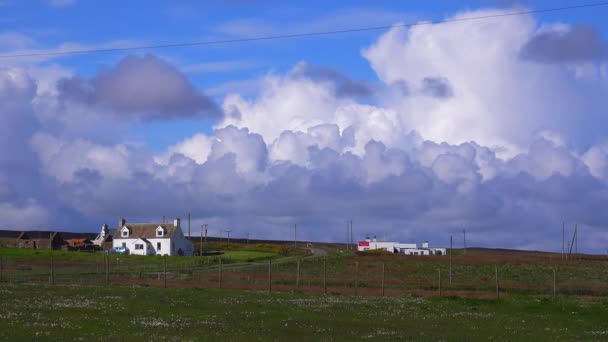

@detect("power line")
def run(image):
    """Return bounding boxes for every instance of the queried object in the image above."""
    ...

[1,2,607,59]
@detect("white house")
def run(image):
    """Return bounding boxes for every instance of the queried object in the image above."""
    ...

[92,223,112,248]
[111,217,194,256]
[357,237,446,256]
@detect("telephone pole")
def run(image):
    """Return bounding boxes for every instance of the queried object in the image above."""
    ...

[224,230,232,243]
[200,224,208,256]
[294,224,297,251]
[463,229,467,254]
[562,222,565,261]
[449,235,453,285]
[350,220,354,248]
[346,221,350,250]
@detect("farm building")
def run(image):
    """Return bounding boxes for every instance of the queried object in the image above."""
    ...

[110,217,194,256]
[14,231,65,250]
[66,238,92,247]
[357,237,446,255]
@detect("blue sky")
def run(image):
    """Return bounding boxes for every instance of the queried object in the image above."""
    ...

[3,0,605,151]
[2,0,608,252]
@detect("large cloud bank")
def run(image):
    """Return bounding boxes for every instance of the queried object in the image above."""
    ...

[3,8,608,251]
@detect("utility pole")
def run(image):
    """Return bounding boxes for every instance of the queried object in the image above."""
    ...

[224,230,232,243]
[246,232,250,245]
[575,224,578,259]
[188,213,191,240]
[200,224,208,256]
[463,229,467,254]
[562,222,565,261]
[350,220,354,249]
[199,224,205,256]
[346,221,350,250]
[449,235,453,285]
[294,224,297,251]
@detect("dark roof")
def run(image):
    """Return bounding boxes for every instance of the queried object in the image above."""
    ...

[0,230,97,240]
[60,232,98,240]
[21,231,61,239]
[113,223,178,239]
[0,230,23,239]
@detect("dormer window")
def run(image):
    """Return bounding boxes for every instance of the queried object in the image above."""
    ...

[121,227,130,238]
[156,226,165,237]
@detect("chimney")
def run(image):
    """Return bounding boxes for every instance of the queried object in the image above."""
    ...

[119,217,126,228]
[101,224,109,237]
[174,217,180,228]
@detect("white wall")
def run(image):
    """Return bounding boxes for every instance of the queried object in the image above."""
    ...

[112,225,194,256]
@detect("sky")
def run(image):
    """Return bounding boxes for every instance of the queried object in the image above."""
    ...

[2,0,608,253]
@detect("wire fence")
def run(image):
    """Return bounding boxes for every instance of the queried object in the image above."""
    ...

[1,254,607,298]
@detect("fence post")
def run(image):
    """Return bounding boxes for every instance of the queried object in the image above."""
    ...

[323,258,327,295]
[553,268,556,298]
[381,262,385,297]
[438,268,441,296]
[163,255,167,288]
[296,260,300,288]
[50,255,55,285]
[354,261,359,296]
[105,254,109,285]
[495,265,499,299]
[219,257,223,289]
[0,257,3,283]
[268,259,272,292]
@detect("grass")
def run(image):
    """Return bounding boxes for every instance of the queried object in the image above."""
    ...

[0,283,607,341]
[3,247,608,297]
[220,249,280,263]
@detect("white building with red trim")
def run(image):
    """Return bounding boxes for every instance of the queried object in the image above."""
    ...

[357,237,446,256]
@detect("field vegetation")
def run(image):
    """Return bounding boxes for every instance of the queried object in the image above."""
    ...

[0,284,607,340]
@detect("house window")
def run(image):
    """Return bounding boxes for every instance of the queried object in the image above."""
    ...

[122,243,126,248]
[135,244,144,250]
[157,242,161,250]
[156,230,164,237]
[122,230,128,237]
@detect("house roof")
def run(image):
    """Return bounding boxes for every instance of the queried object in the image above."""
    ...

[19,231,62,240]
[113,223,178,239]
[1,230,96,241]
[0,230,23,239]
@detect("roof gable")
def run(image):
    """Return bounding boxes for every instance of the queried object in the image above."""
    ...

[113,223,177,239]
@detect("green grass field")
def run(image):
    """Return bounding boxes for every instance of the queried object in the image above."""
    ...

[0,283,607,341]
[2,247,608,297]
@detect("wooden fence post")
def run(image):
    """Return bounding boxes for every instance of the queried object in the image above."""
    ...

[495,265,499,299]
[354,261,359,296]
[438,268,441,296]
[268,259,272,293]
[553,268,556,298]
[296,260,300,288]
[219,257,223,289]
[50,255,55,285]
[381,262,385,297]
[323,259,327,295]
[163,255,167,288]
[105,254,109,285]
[0,257,3,283]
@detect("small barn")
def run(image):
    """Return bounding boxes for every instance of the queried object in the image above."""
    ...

[16,231,65,250]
